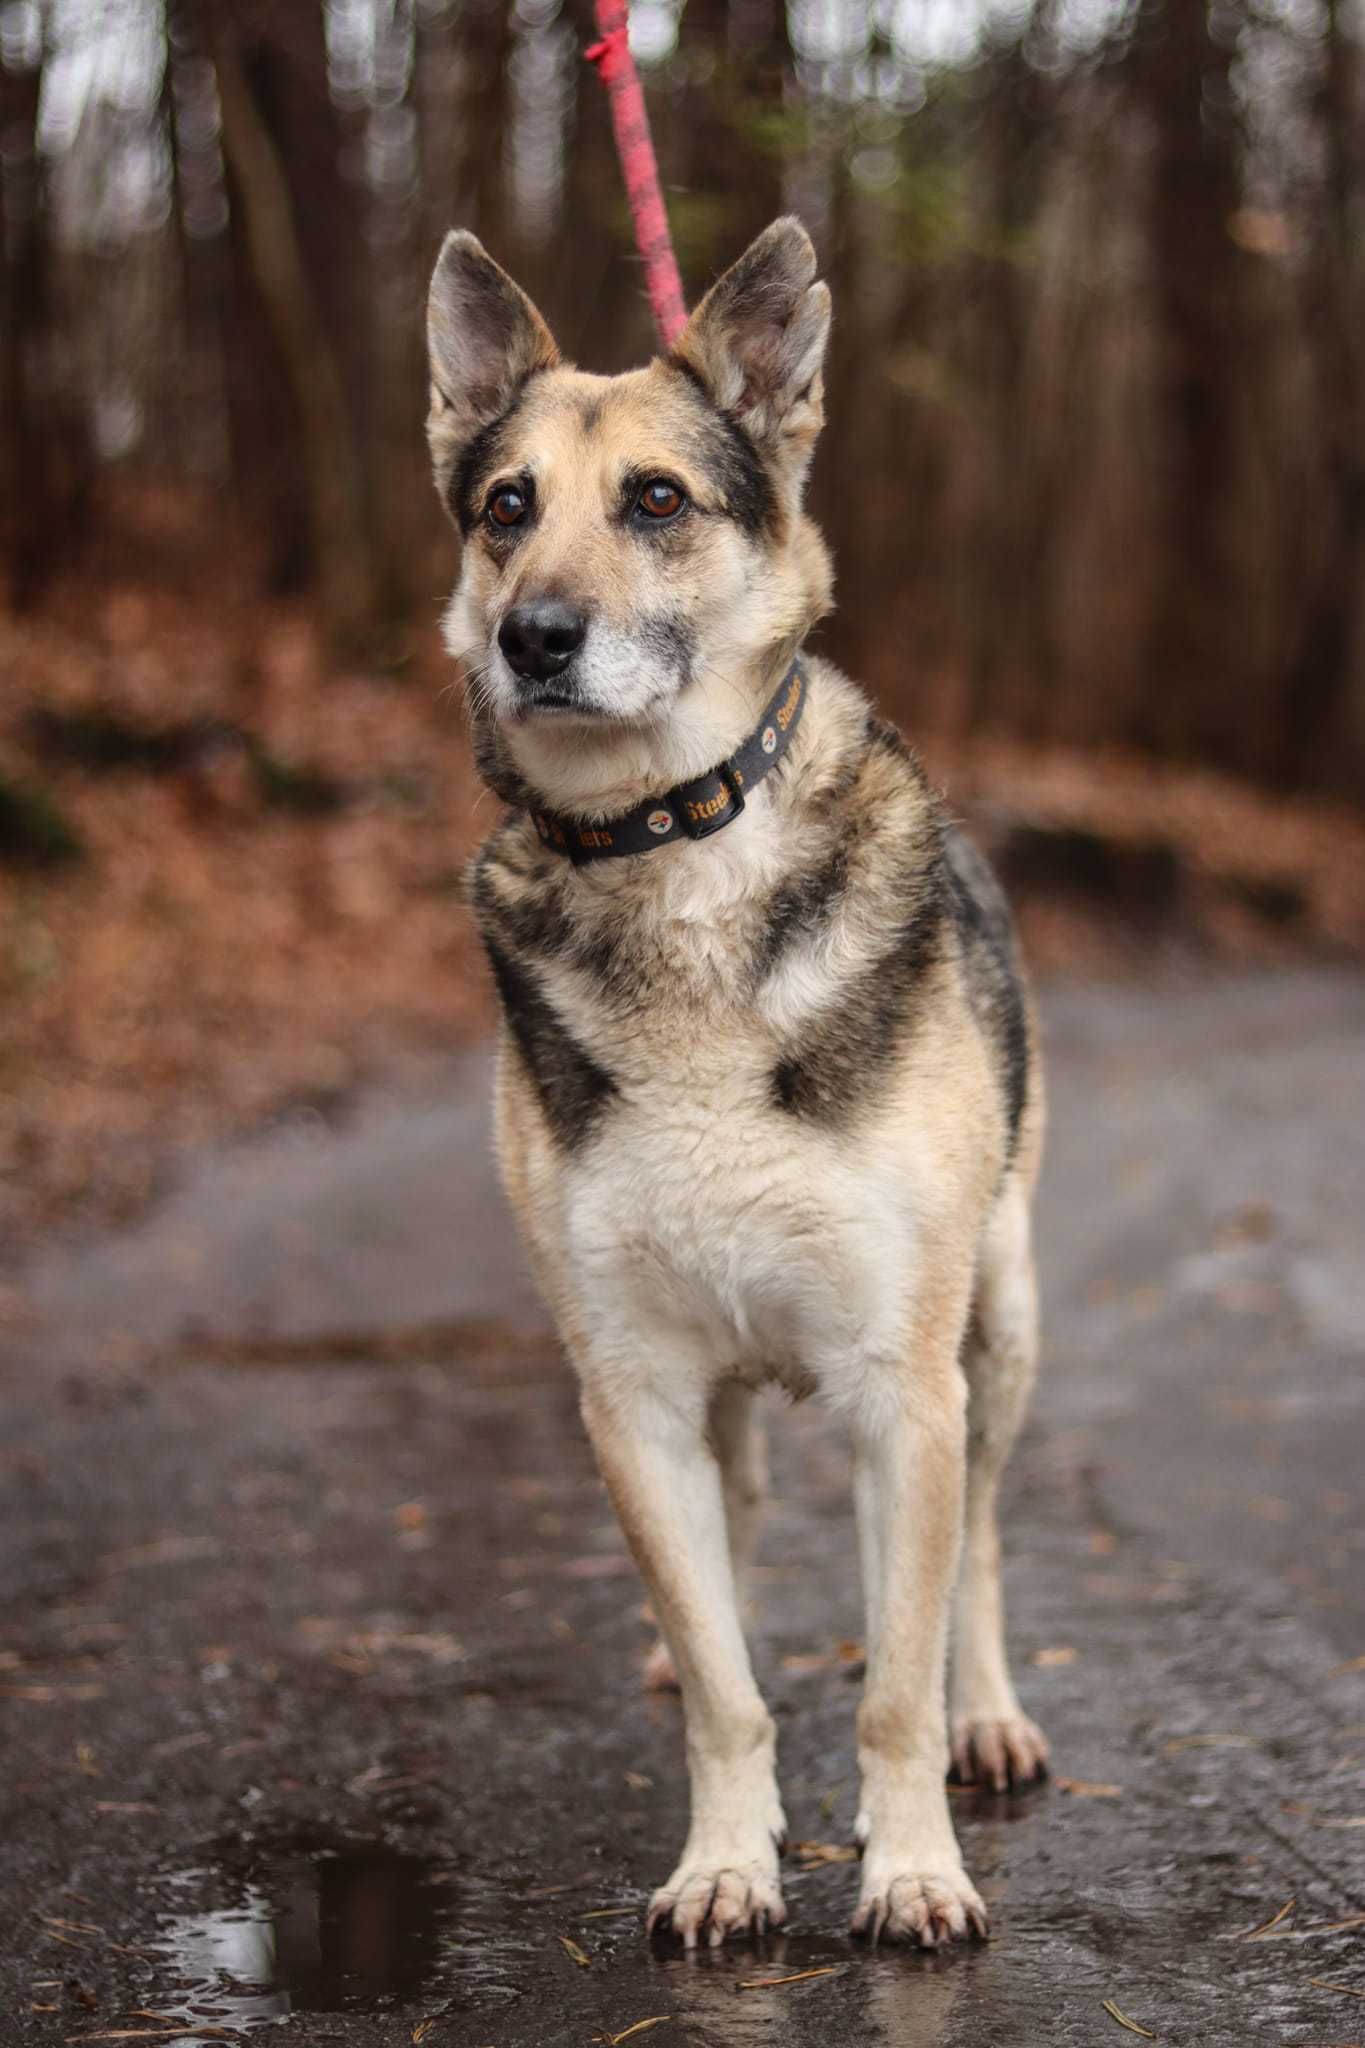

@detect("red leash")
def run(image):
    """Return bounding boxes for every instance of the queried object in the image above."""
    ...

[584,0,688,350]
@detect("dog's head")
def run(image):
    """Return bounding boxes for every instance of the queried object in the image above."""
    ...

[426,218,833,809]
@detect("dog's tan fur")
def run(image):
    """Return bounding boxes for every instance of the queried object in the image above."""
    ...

[427,218,1047,1949]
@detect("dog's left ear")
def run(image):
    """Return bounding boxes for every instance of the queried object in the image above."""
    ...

[426,229,560,505]
[672,217,830,479]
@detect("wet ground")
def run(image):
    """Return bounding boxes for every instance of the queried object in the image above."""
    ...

[3,968,1363,2047]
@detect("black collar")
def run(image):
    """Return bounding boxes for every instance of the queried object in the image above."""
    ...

[530,655,807,865]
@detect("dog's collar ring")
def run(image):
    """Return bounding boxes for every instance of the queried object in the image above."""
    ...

[529,655,807,865]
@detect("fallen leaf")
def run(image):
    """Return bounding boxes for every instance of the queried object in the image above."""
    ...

[1163,1733,1258,1754]
[1102,1997,1157,2037]
[102,1534,219,1571]
[1311,1980,1365,2000]
[148,1733,211,1757]
[737,1965,846,1991]
[789,1841,859,1866]
[1056,1778,1123,1799]
[412,2021,439,2043]
[1031,1646,1078,1667]
[558,1934,592,1969]
[94,1802,157,1815]
[1235,1897,1295,1940]
[581,1906,638,1920]
[1329,1656,1365,1679]
[1,1684,105,1702]
[623,1770,652,1791]
[596,2019,670,2046]
[1283,1805,1365,1829]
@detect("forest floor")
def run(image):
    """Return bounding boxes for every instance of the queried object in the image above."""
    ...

[2,970,1363,2046]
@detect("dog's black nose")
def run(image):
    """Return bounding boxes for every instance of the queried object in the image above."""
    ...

[498,601,587,684]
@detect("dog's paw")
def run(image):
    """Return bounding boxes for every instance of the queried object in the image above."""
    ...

[646,1859,786,1948]
[851,1864,988,1947]
[949,1713,1049,1792]
[641,1638,680,1693]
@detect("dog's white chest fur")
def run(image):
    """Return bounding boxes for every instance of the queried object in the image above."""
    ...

[558,1060,917,1397]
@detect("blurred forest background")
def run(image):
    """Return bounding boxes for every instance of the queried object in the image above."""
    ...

[2,0,1365,1251]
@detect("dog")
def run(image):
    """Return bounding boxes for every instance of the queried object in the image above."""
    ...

[426,217,1048,1949]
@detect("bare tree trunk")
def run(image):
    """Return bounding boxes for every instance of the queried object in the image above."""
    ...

[207,14,378,662]
[1282,0,1365,792]
[964,25,1050,734]
[1131,0,1247,762]
[0,29,88,608]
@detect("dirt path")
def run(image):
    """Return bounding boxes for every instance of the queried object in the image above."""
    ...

[3,970,1362,2046]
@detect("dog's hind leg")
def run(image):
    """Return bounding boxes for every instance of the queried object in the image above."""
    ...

[643,1380,766,1691]
[949,1172,1049,1790]
[582,1372,786,1946]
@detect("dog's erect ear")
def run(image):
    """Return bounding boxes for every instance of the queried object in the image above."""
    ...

[671,217,830,471]
[426,230,559,498]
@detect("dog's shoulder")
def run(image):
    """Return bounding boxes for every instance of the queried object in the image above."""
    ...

[766,659,1031,1156]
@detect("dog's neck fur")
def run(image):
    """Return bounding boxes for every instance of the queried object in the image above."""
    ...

[469,650,931,1031]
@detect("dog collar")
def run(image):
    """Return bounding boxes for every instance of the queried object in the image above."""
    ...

[529,655,807,865]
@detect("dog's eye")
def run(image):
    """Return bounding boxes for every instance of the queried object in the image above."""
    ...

[487,486,528,530]
[637,479,685,522]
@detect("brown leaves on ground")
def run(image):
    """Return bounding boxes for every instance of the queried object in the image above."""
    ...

[0,583,488,1257]
[929,729,1365,975]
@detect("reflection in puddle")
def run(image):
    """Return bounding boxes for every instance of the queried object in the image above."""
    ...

[651,1928,970,2047]
[149,1845,458,2029]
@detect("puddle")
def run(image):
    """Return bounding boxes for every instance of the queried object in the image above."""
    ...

[147,1844,461,2029]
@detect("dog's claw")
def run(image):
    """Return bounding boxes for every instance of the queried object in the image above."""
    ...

[647,1863,785,1947]
[950,1713,1049,1791]
[852,1868,988,1948]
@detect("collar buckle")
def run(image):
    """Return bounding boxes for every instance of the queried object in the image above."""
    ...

[676,760,745,841]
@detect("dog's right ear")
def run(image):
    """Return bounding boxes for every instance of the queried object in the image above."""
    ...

[426,230,559,504]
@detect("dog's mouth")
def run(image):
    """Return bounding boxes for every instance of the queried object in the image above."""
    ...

[511,692,603,723]
[509,675,618,724]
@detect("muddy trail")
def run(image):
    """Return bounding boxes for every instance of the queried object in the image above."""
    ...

[3,970,1363,2047]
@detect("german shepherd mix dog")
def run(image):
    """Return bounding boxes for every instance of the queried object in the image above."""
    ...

[426,218,1048,1949]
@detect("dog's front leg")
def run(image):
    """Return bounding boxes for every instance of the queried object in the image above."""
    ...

[849,1313,989,1947]
[580,1377,786,1947]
